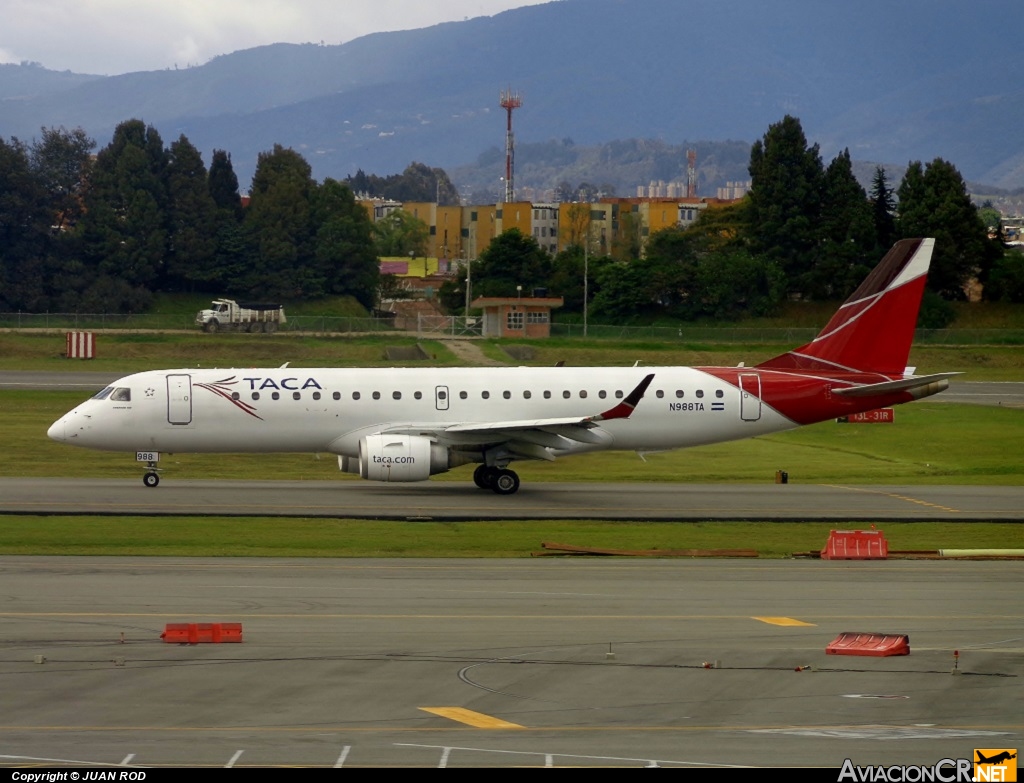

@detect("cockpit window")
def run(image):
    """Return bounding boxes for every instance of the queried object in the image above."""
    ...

[91,387,114,400]
[110,388,131,402]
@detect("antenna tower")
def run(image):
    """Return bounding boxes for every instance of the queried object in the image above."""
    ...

[499,89,522,203]
[686,148,697,198]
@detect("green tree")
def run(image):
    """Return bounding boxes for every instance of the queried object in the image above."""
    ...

[809,149,875,298]
[747,115,824,291]
[208,149,244,221]
[896,158,992,299]
[692,248,785,320]
[243,144,319,298]
[986,248,1024,303]
[77,119,168,308]
[372,209,429,257]
[29,126,94,231]
[164,135,218,291]
[469,229,552,299]
[0,137,53,310]
[869,165,897,251]
[312,178,379,309]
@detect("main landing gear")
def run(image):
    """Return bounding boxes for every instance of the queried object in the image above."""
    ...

[473,464,521,495]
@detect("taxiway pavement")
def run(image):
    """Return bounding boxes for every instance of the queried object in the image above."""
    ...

[0,556,1020,768]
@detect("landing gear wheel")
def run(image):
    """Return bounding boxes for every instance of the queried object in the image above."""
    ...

[473,464,492,489]
[143,471,160,488]
[491,468,520,495]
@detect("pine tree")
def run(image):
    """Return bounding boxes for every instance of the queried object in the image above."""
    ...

[897,158,990,299]
[165,135,218,291]
[243,144,318,298]
[77,119,169,309]
[747,115,824,293]
[869,165,897,251]
[810,149,875,298]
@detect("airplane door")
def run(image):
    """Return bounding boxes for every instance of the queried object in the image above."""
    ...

[738,373,762,422]
[167,374,193,425]
[435,385,450,411]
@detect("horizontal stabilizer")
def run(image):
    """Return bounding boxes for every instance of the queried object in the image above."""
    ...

[832,372,961,398]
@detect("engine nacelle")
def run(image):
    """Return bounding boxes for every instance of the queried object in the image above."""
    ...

[358,434,450,482]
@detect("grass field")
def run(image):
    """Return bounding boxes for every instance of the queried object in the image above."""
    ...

[0,517,1018,558]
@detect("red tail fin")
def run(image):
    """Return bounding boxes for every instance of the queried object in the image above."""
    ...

[757,238,934,376]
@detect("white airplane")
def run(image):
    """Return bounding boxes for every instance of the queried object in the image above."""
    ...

[49,238,955,494]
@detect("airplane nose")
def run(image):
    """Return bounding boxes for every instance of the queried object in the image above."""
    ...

[47,417,66,442]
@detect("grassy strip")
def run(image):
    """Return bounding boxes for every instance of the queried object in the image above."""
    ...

[9,392,1024,484]
[0,517,1019,558]
[2,331,1024,379]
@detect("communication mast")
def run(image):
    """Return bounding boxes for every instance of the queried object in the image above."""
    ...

[499,89,522,203]
[686,148,697,198]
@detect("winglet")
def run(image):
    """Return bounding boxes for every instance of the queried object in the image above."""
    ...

[590,373,655,422]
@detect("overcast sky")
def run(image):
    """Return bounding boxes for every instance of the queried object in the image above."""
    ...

[0,0,553,75]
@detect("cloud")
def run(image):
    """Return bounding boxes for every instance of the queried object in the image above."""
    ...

[0,0,550,75]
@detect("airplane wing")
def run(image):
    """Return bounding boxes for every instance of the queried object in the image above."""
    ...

[381,373,655,458]
[832,372,962,397]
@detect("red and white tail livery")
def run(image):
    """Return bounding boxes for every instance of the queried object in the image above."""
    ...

[48,239,953,494]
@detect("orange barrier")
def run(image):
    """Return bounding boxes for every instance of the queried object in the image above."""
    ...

[826,632,909,657]
[161,623,243,644]
[821,529,888,560]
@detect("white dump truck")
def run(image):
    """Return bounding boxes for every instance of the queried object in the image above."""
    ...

[195,299,286,333]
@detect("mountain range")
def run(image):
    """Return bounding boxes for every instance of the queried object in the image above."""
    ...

[2,0,1021,195]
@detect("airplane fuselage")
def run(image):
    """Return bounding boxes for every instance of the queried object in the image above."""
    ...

[49,364,927,457]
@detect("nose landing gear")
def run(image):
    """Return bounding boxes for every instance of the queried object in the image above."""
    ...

[136,452,161,488]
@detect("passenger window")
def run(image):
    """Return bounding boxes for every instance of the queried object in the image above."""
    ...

[656,390,664,399]
[716,389,724,398]
[599,390,607,399]
[562,390,571,399]
[676,390,684,398]
[543,391,551,399]
[293,392,301,400]
[110,388,131,402]
[696,390,704,399]
[252,392,260,401]
[352,392,360,400]
[579,390,588,399]
[615,390,623,399]
[414,391,422,400]
[503,391,511,399]
[313,392,321,401]
[438,390,447,400]
[460,391,468,400]
[372,391,381,400]
[272,392,280,400]
[482,391,490,399]
[231,392,240,400]
[92,387,113,400]
[393,391,402,400]
[333,391,340,401]
[523,390,531,399]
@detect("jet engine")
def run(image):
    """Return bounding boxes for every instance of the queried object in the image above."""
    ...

[357,434,451,482]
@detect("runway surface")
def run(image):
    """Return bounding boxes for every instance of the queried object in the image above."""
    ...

[4,477,1024,520]
[0,556,1020,769]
